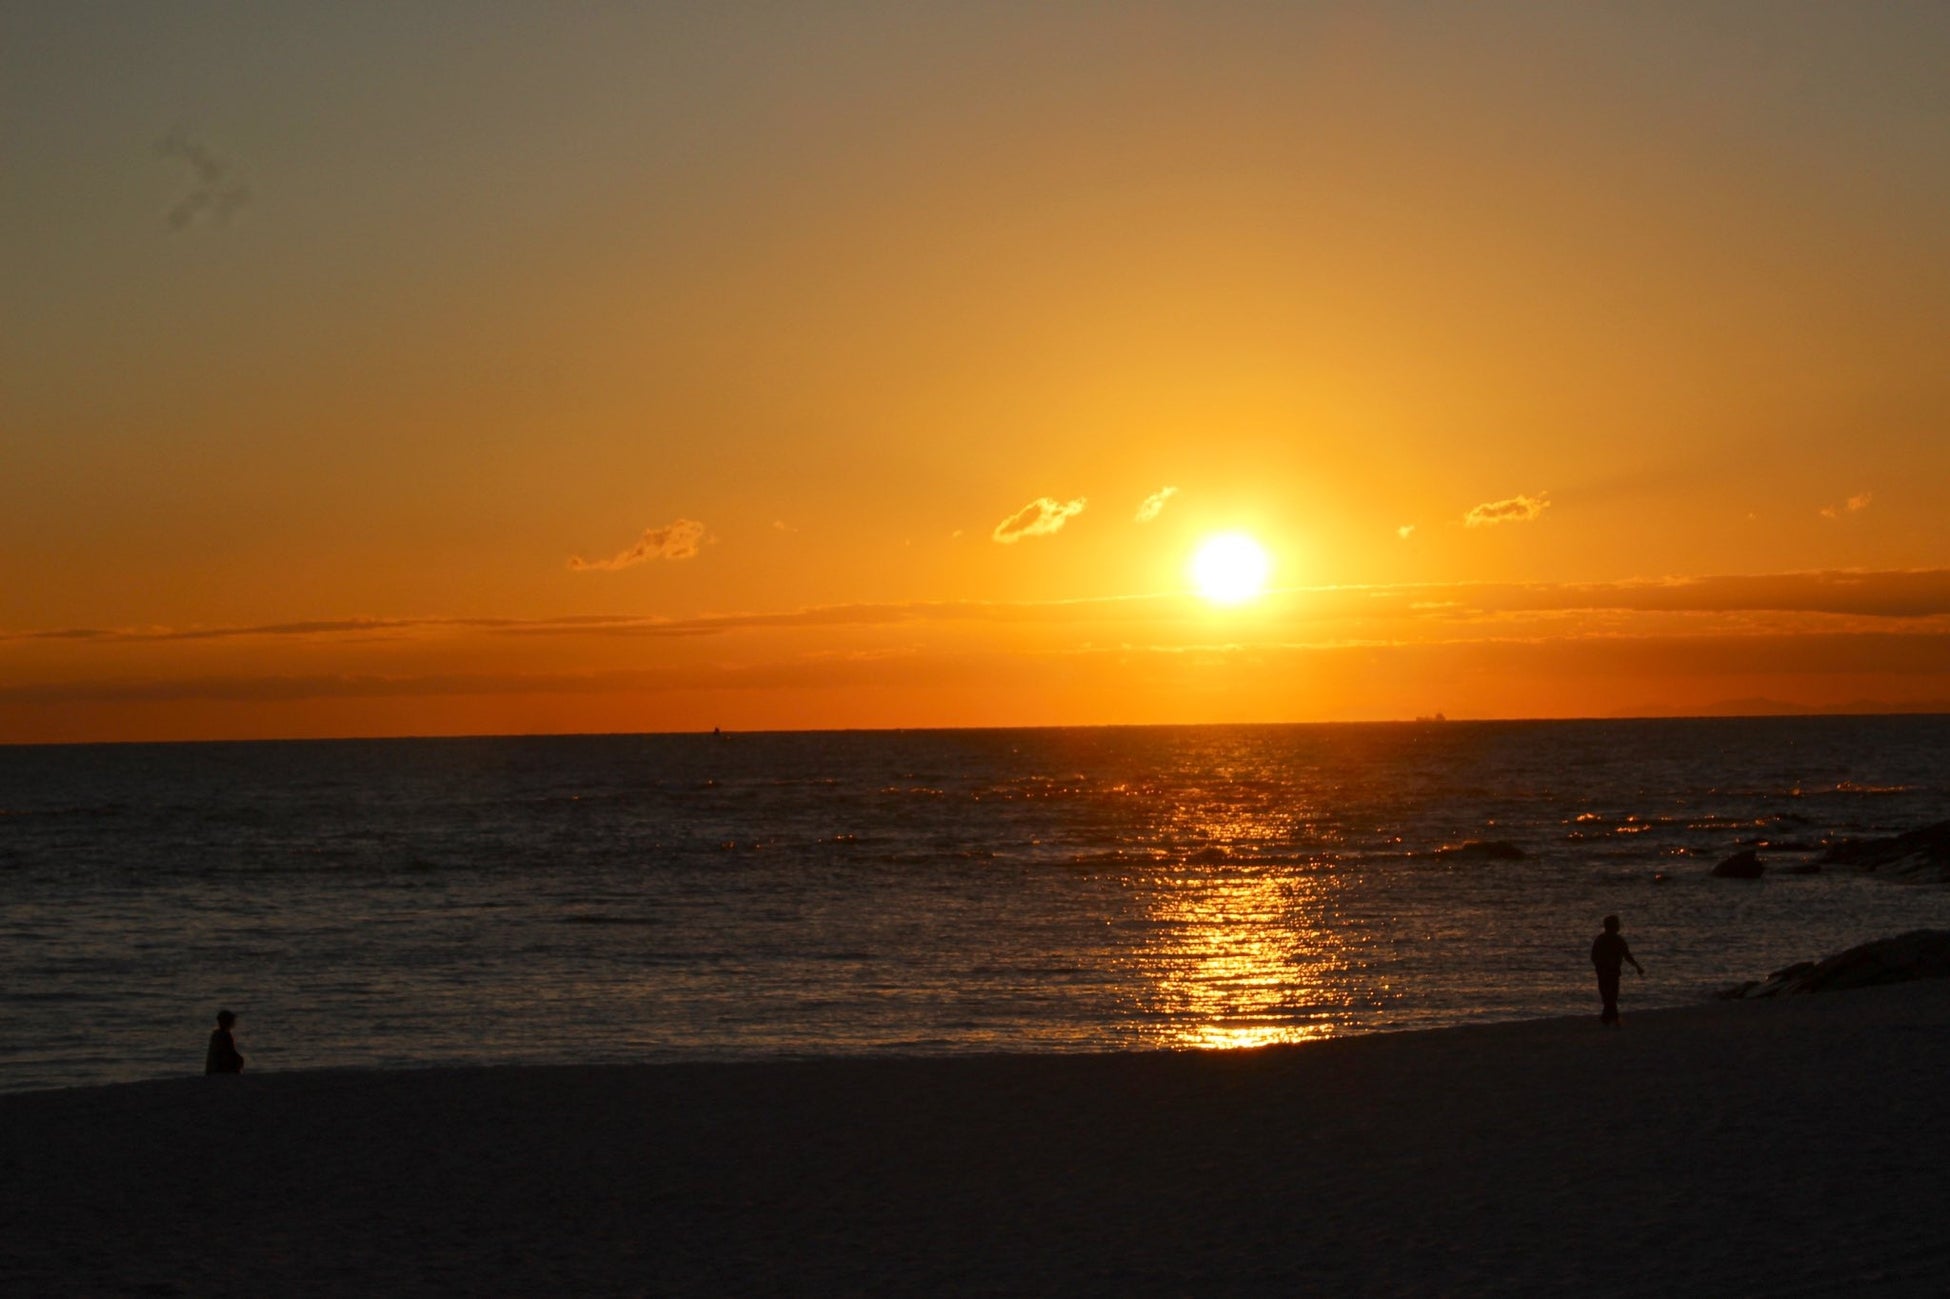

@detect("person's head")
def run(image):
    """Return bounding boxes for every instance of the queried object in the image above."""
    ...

[216,1009,236,1029]
[1602,914,1620,933]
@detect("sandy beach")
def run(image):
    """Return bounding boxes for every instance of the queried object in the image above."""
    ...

[5,981,1948,1297]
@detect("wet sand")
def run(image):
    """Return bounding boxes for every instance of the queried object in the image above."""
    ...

[5,980,1948,1297]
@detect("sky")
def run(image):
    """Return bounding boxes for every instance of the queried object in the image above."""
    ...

[5,2,1950,743]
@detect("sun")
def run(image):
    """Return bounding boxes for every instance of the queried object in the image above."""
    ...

[1190,533,1271,605]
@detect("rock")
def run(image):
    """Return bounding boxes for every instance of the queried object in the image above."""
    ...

[1433,840,1526,862]
[1728,930,1950,998]
[1719,960,1819,999]
[1712,849,1765,879]
[1816,821,1950,882]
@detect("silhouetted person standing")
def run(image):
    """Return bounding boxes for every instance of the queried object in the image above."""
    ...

[205,1009,244,1074]
[1591,915,1643,1026]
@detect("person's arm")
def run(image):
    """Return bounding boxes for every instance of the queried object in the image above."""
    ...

[1624,941,1644,975]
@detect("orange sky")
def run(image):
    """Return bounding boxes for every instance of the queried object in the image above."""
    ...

[6,4,1950,743]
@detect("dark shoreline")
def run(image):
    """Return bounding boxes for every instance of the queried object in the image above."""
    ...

[7,981,1949,1297]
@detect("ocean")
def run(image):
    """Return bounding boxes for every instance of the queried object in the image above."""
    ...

[4,716,1948,1094]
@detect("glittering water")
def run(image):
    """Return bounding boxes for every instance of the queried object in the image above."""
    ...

[4,718,1949,1093]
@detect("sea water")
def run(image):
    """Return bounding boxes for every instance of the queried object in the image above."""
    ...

[3,717,1948,1093]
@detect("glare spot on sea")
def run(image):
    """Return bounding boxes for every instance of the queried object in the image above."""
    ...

[1132,793,1355,1050]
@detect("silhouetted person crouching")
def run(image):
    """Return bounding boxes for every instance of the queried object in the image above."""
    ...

[1591,916,1643,1026]
[205,1009,244,1074]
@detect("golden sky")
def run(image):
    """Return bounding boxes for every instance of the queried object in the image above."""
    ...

[5,3,1950,742]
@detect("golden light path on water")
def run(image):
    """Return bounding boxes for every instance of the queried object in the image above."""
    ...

[1133,792,1359,1050]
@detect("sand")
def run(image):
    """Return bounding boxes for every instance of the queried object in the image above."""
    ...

[6,982,1949,1297]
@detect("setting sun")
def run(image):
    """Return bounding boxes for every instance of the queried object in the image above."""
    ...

[1191,534,1272,606]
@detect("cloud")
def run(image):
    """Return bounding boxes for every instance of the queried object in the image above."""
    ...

[1397,524,1416,540]
[1821,491,1873,520]
[1309,570,1950,621]
[0,592,1199,648]
[16,570,1950,652]
[1134,487,1178,524]
[569,518,707,571]
[157,132,250,230]
[992,496,1086,543]
[14,570,1950,653]
[1464,492,1550,528]
[3,617,439,644]
[12,630,1950,713]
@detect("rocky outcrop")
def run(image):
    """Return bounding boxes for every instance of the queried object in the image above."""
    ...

[1433,840,1526,862]
[1712,849,1764,879]
[1815,821,1950,882]
[1721,929,1950,999]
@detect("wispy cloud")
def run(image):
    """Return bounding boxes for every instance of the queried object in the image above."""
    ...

[3,617,443,644]
[992,496,1086,543]
[1464,492,1550,528]
[569,518,706,571]
[1820,490,1873,520]
[157,132,250,230]
[0,652,997,707]
[12,630,1950,713]
[0,593,1191,647]
[1134,486,1178,524]
[13,571,1950,653]
[1320,570,1950,621]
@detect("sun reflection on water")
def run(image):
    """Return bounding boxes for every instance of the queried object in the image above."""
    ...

[1130,798,1357,1050]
